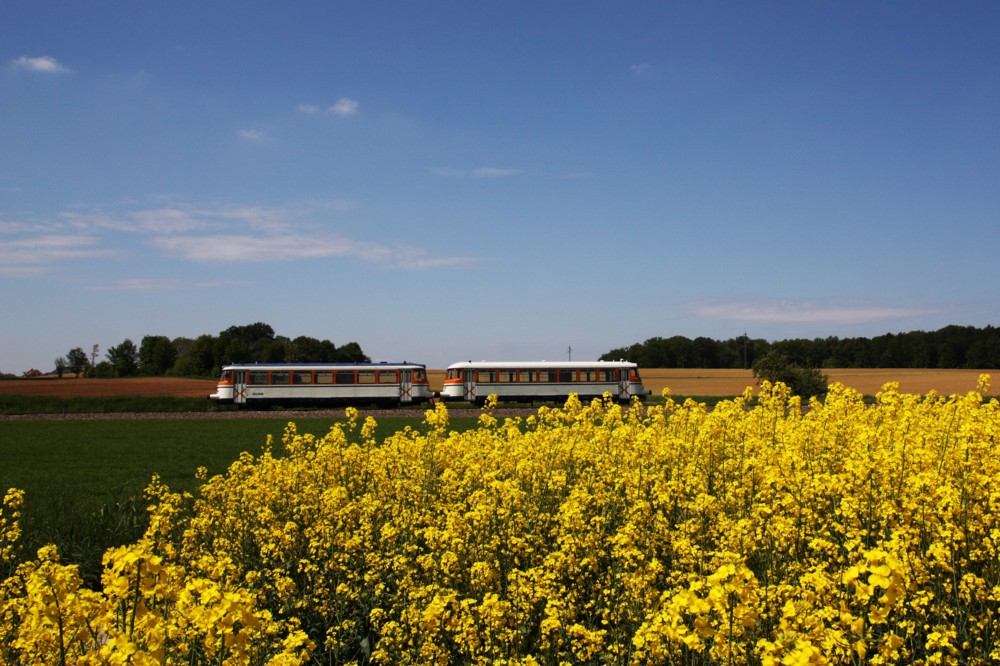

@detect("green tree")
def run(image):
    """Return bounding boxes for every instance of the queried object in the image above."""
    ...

[285,336,338,362]
[334,341,370,363]
[263,336,290,363]
[66,347,89,375]
[89,361,115,378]
[54,356,67,378]
[215,322,276,366]
[752,350,828,398]
[139,335,178,376]
[172,334,217,376]
[106,339,140,377]
[600,345,638,362]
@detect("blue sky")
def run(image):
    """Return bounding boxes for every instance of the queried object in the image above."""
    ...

[2,2,998,373]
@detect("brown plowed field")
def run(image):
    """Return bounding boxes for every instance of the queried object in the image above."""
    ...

[0,369,993,399]
[0,376,217,398]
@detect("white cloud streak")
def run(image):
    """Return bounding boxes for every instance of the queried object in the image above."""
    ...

[298,99,360,117]
[150,233,478,269]
[474,167,521,177]
[1,200,478,278]
[238,128,268,141]
[330,98,360,116]
[90,277,252,291]
[9,55,71,74]
[694,302,945,325]
[431,166,522,178]
[0,234,113,276]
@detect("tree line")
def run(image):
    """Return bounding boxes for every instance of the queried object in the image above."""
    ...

[53,322,370,379]
[600,324,1000,370]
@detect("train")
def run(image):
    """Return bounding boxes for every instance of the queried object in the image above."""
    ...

[209,360,652,408]
[440,360,651,404]
[208,362,434,407]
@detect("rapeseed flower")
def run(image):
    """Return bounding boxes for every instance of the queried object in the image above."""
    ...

[1,379,998,664]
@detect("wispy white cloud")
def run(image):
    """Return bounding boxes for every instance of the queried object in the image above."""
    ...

[330,98,360,116]
[298,99,360,116]
[630,62,650,74]
[474,167,521,177]
[89,277,251,291]
[0,234,113,276]
[693,301,945,324]
[238,128,269,141]
[151,233,362,262]
[60,202,346,235]
[150,233,477,270]
[9,55,71,74]
[1,200,477,278]
[396,254,480,270]
[129,207,209,233]
[431,166,522,178]
[0,219,57,235]
[61,207,209,234]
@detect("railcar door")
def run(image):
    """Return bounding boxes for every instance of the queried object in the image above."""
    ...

[617,368,630,400]
[464,369,476,402]
[399,369,413,403]
[233,369,248,406]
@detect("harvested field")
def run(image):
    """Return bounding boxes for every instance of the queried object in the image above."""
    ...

[0,376,217,398]
[0,368,992,399]
[639,368,992,397]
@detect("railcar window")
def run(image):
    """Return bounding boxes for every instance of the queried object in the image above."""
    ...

[498,370,515,383]
[414,369,427,382]
[315,371,334,384]
[358,370,376,384]
[220,370,233,383]
[271,371,290,385]
[558,369,575,382]
[378,370,398,384]
[542,370,557,382]
[446,369,460,380]
[292,371,313,385]
[581,369,597,382]
[476,370,496,382]
[248,371,269,385]
[518,369,536,382]
[336,370,356,384]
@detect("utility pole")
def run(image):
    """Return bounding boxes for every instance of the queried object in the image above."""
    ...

[568,346,572,362]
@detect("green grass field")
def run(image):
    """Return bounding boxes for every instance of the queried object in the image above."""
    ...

[1,415,473,585]
[0,394,229,415]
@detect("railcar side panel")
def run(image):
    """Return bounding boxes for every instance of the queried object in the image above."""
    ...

[209,363,432,407]
[440,361,651,404]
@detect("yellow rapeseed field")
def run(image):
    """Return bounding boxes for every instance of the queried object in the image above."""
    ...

[2,377,999,664]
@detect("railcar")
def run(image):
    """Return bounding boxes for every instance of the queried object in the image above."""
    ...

[208,362,433,408]
[440,361,651,404]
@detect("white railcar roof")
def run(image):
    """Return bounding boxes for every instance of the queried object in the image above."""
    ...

[445,360,637,369]
[221,362,425,370]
